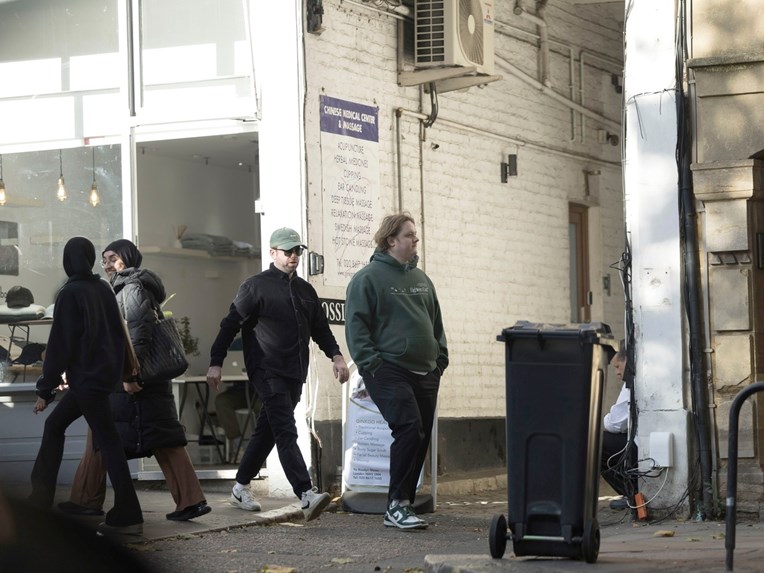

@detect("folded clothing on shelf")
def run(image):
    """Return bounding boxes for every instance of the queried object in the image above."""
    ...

[0,304,46,323]
[181,234,257,257]
[181,233,235,256]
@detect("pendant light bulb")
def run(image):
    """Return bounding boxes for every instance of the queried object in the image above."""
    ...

[89,147,100,207]
[56,150,68,202]
[0,155,6,206]
[89,181,100,207]
[57,176,67,201]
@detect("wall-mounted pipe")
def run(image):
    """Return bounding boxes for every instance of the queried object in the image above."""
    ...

[514,0,551,87]
[395,107,620,168]
[345,0,409,21]
[495,54,621,132]
[568,46,576,141]
[580,51,586,142]
[579,49,624,143]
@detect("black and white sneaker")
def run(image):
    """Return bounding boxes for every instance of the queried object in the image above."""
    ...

[384,502,427,529]
[301,487,331,521]
[230,485,262,511]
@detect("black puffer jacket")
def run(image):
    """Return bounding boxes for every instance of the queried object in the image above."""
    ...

[110,267,186,459]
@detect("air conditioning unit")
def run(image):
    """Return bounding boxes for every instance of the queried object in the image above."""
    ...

[415,0,495,76]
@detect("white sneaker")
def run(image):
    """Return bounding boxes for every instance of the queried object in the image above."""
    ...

[301,487,330,522]
[230,485,262,511]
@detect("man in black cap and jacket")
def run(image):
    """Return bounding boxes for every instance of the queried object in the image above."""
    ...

[29,236,143,537]
[207,227,350,522]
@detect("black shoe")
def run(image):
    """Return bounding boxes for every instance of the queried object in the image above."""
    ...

[609,496,629,511]
[58,501,105,516]
[165,502,212,521]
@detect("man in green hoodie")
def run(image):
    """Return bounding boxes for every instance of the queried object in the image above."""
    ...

[345,213,448,530]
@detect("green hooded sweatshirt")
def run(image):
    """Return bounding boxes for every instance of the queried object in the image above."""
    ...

[345,249,448,375]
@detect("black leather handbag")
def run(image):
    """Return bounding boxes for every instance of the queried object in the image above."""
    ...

[140,313,188,383]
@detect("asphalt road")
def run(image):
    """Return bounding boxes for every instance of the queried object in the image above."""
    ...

[129,496,512,573]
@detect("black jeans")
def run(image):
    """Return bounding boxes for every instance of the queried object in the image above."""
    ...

[360,362,440,505]
[236,373,311,499]
[601,430,638,498]
[29,389,143,526]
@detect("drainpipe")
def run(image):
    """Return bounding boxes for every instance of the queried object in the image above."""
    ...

[676,11,714,517]
[679,114,714,519]
[579,51,586,142]
[687,65,720,509]
[568,46,576,141]
[514,0,551,87]
[395,108,403,211]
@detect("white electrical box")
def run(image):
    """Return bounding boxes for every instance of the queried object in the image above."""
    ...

[649,431,674,468]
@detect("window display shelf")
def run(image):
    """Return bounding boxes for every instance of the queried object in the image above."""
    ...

[141,246,259,262]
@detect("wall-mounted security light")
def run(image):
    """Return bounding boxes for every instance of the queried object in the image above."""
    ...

[309,251,325,275]
[306,0,324,34]
[585,169,601,199]
[500,154,518,183]
[611,73,623,94]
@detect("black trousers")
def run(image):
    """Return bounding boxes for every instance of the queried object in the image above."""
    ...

[361,362,440,505]
[29,389,143,526]
[236,373,311,499]
[601,430,638,498]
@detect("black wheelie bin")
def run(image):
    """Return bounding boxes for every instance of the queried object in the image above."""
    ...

[490,321,616,564]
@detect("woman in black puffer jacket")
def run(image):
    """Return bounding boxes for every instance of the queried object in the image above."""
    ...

[59,240,211,522]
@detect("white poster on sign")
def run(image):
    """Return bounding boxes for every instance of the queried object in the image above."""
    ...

[343,373,392,491]
[320,95,380,287]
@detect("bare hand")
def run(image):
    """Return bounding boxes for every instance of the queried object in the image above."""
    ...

[206,366,223,392]
[123,381,143,394]
[332,355,350,384]
[33,397,48,414]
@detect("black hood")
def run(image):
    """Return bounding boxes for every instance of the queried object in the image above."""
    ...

[103,239,142,268]
[63,237,97,279]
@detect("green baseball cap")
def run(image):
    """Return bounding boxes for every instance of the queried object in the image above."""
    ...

[270,227,307,250]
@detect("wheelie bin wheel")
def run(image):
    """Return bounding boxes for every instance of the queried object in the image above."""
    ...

[581,518,600,563]
[489,513,508,558]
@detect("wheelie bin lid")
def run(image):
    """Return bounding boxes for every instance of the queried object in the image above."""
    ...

[497,321,617,353]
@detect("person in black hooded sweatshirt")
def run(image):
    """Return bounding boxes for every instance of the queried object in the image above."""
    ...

[29,236,144,537]
[60,239,210,522]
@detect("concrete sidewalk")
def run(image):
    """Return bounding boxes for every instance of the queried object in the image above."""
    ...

[6,476,762,572]
[132,477,761,573]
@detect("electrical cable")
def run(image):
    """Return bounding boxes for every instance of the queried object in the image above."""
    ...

[649,459,700,524]
[606,239,638,503]
[629,467,670,509]
[423,83,438,128]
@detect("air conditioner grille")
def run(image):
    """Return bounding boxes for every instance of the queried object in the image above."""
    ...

[458,0,484,65]
[414,0,494,74]
[415,0,446,65]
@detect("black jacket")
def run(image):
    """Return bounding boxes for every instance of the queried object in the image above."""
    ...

[109,267,186,458]
[210,264,341,382]
[36,237,125,402]
[112,267,166,362]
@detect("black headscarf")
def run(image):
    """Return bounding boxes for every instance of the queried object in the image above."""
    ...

[63,237,97,279]
[103,239,143,269]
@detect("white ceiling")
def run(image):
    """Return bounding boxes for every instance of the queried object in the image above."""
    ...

[139,132,260,172]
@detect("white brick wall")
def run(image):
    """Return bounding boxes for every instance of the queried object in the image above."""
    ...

[306,1,626,420]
